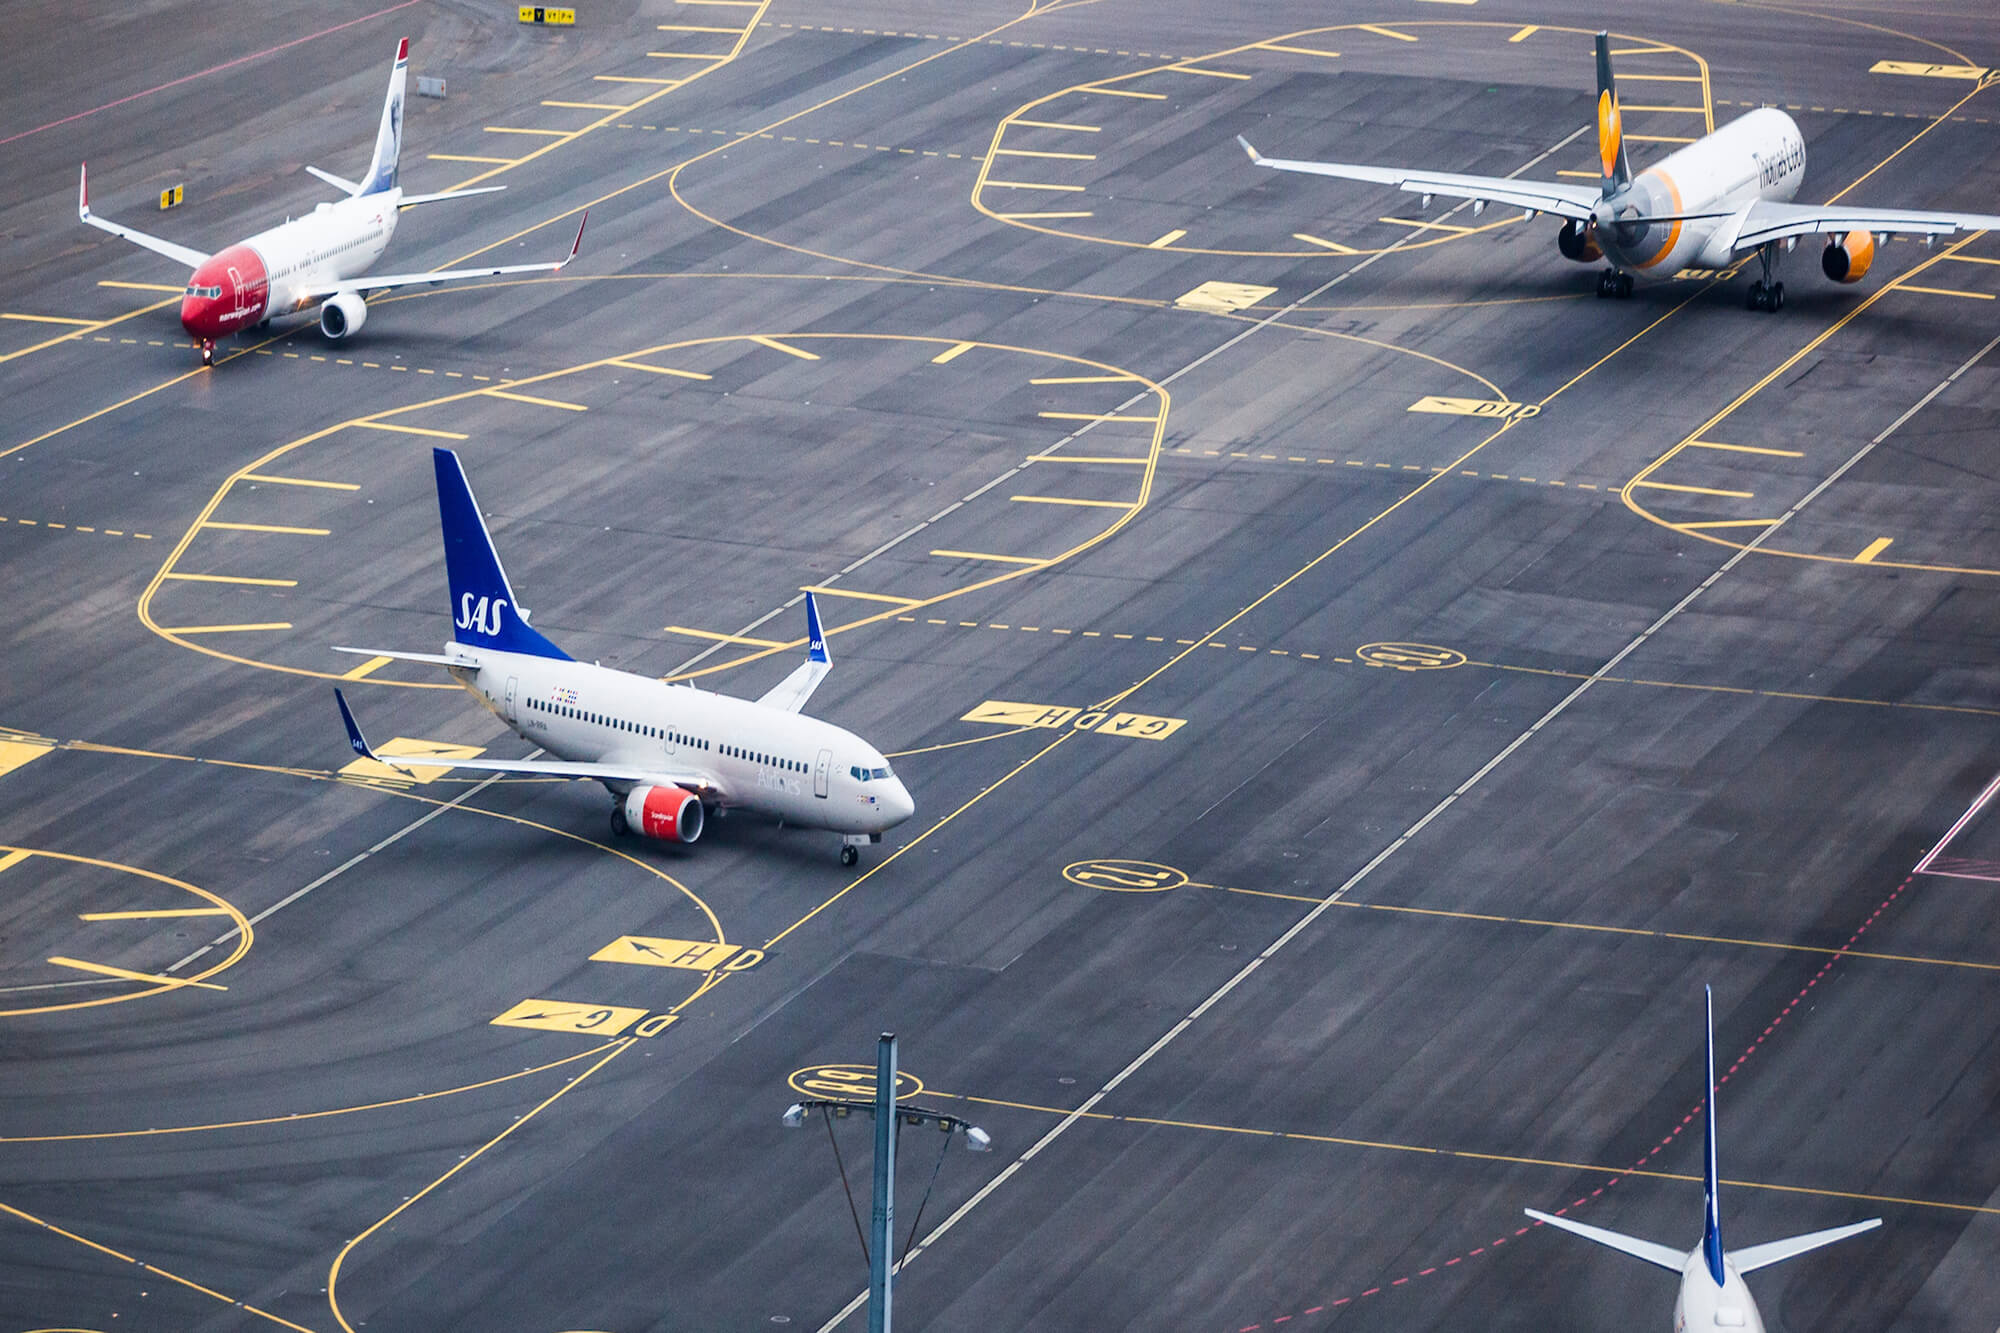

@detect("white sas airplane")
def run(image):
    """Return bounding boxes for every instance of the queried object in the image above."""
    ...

[79,38,583,365]
[334,449,915,866]
[1240,32,2000,310]
[1525,986,1880,1331]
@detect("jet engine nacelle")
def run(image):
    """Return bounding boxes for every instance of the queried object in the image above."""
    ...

[1557,218,1602,263]
[622,784,705,843]
[1821,230,1875,284]
[319,290,368,340]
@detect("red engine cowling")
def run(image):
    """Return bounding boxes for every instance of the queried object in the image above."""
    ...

[622,785,705,843]
[1557,218,1602,263]
[1821,229,1875,284]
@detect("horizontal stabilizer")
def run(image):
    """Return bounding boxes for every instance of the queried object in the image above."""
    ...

[1731,1218,1882,1274]
[331,646,462,668]
[398,185,506,208]
[1524,1209,1687,1272]
[306,165,363,196]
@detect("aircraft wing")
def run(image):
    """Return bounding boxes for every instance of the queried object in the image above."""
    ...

[1730,1218,1882,1274]
[335,688,717,791]
[1729,199,2000,252]
[1238,136,1599,223]
[302,211,584,299]
[1523,1210,1688,1272]
[77,164,209,271]
[755,593,832,715]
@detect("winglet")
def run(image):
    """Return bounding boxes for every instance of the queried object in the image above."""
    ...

[78,163,90,220]
[1236,134,1264,165]
[334,688,378,761]
[805,591,830,665]
[1701,984,1726,1288]
[563,211,588,268]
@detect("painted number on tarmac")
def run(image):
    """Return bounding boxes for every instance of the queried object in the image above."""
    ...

[590,937,763,972]
[1408,395,1539,421]
[788,1064,926,1101]
[962,700,1185,740]
[492,998,647,1036]
[1063,859,1189,893]
[1355,642,1467,671]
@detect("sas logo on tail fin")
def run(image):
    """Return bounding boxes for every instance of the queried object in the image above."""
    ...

[457,594,508,638]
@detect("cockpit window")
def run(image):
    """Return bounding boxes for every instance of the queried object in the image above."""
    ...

[182,284,222,299]
[849,764,896,782]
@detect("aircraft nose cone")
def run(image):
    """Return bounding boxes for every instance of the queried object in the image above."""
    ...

[886,781,915,825]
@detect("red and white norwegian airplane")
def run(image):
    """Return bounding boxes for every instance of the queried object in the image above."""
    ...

[79,39,583,366]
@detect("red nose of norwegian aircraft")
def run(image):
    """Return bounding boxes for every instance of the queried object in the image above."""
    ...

[180,245,269,341]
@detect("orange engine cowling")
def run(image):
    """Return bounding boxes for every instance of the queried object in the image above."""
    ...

[622,784,706,843]
[1557,218,1602,263]
[1821,230,1875,284]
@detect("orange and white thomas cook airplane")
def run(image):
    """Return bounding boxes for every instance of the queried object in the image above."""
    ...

[79,39,583,365]
[1241,32,2000,311]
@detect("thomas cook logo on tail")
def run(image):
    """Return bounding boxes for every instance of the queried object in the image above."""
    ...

[457,594,508,637]
[1597,90,1623,178]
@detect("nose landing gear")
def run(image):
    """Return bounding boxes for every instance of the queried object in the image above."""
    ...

[1596,270,1634,299]
[199,338,215,366]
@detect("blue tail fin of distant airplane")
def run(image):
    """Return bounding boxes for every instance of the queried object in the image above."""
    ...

[434,448,571,660]
[1701,984,1726,1287]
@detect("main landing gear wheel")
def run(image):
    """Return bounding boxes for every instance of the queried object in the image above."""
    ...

[1596,271,1634,299]
[610,803,630,838]
[1746,281,1786,312]
[200,339,215,366]
[840,845,859,868]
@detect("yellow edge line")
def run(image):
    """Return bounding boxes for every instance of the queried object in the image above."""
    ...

[929,549,1045,565]
[241,473,360,490]
[483,388,588,411]
[662,625,789,647]
[163,573,298,587]
[47,956,226,991]
[612,359,712,379]
[799,586,920,605]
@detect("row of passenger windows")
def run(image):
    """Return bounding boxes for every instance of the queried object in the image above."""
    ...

[528,696,810,772]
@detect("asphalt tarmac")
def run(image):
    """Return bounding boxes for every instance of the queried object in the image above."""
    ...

[3,3,1999,1330]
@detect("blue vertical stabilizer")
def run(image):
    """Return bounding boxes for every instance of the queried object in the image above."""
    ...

[434,448,571,660]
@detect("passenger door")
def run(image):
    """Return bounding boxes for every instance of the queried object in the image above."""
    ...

[814,748,832,799]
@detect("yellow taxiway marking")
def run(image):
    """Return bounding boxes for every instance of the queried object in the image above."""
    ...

[931,549,1045,564]
[1027,454,1146,464]
[1621,104,1707,114]
[95,280,182,292]
[201,521,329,534]
[1293,232,1358,253]
[654,23,738,32]
[1175,280,1277,312]
[1172,64,1250,79]
[1688,440,1803,457]
[648,51,726,60]
[542,99,631,110]
[1897,283,1995,300]
[996,210,1094,219]
[0,744,52,781]
[750,334,820,360]
[1628,133,1697,143]
[78,907,232,921]
[595,75,684,84]
[156,622,293,634]
[427,153,519,164]
[1264,42,1342,58]
[984,179,1088,191]
[47,956,226,991]
[1080,84,1165,99]
[1409,394,1535,420]
[1631,480,1754,498]
[1414,0,1476,5]
[931,341,977,364]
[962,700,1185,738]
[339,737,486,786]
[1871,60,1988,80]
[1508,24,1538,40]
[1010,495,1133,508]
[612,358,712,379]
[1011,119,1099,132]
[484,125,570,136]
[2,312,97,326]
[163,573,298,588]
[663,624,789,648]
[1622,73,1703,83]
[0,847,33,873]
[1031,373,1136,384]
[1557,169,1599,178]
[1038,410,1159,423]
[1148,229,1187,248]
[340,655,395,681]
[1357,24,1418,41]
[591,936,749,970]
[1610,44,1675,56]
[483,388,587,411]
[1379,215,1472,234]
[1680,518,1779,530]
[1945,254,2000,267]
[241,473,360,490]
[964,701,1081,728]
[491,998,646,1036]
[1856,537,1895,563]
[800,585,920,605]
[351,419,469,440]
[992,147,1096,160]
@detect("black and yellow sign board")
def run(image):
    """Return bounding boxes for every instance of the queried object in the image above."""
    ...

[590,936,762,972]
[1869,60,1986,80]
[1407,395,1538,421]
[159,184,184,210]
[519,6,576,24]
[788,1063,925,1101]
[961,699,1185,740]
[492,997,646,1035]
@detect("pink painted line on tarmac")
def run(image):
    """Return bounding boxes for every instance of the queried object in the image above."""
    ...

[1,0,420,147]
[1914,768,2000,874]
